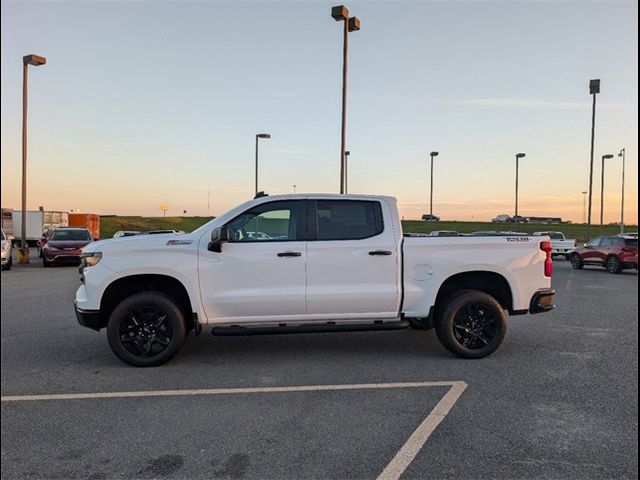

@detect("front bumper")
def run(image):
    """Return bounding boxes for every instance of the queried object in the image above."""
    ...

[74,302,105,331]
[530,289,556,314]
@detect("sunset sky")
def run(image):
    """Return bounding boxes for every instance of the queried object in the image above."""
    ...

[1,1,637,224]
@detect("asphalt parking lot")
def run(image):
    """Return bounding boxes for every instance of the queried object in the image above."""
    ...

[1,251,638,479]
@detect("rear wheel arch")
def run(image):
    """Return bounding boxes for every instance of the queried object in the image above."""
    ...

[433,271,514,315]
[100,274,195,331]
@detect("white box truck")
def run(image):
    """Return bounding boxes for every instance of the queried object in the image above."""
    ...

[11,211,44,246]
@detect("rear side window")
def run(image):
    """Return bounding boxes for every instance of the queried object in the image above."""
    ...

[600,237,615,247]
[624,239,638,248]
[315,200,383,241]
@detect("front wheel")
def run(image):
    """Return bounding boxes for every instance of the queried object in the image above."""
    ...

[606,256,622,274]
[107,292,187,367]
[570,253,583,270]
[435,290,507,359]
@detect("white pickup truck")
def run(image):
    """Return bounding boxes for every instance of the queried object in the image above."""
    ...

[75,194,555,367]
[532,231,576,258]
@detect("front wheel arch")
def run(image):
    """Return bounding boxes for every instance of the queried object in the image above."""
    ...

[100,274,195,332]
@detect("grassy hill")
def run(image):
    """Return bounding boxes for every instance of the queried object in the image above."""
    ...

[101,215,635,242]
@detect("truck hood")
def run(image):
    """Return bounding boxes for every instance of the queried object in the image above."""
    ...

[83,233,197,254]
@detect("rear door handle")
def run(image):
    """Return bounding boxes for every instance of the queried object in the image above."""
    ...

[277,251,302,257]
[369,250,392,256]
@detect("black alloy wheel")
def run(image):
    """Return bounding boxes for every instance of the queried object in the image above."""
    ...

[119,306,173,358]
[451,302,500,350]
[435,290,507,359]
[107,292,187,367]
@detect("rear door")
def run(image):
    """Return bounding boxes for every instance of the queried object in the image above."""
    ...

[305,199,400,318]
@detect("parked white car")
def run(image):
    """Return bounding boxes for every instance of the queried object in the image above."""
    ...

[1,229,12,270]
[75,194,555,366]
[532,231,576,258]
[492,214,512,223]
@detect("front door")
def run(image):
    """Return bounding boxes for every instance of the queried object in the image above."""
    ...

[583,237,603,264]
[198,200,307,322]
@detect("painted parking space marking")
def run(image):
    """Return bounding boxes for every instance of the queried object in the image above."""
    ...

[2,380,467,480]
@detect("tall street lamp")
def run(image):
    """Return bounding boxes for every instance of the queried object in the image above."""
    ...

[19,54,46,264]
[331,5,360,194]
[515,153,526,217]
[429,151,439,217]
[581,191,588,224]
[587,79,600,240]
[600,153,614,231]
[618,148,626,234]
[255,133,271,196]
[344,150,350,194]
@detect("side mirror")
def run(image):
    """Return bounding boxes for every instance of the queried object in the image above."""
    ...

[208,226,230,253]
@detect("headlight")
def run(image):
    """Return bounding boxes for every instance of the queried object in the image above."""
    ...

[80,252,102,267]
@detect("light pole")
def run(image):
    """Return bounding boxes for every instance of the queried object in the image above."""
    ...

[600,153,614,231]
[18,54,46,264]
[331,5,360,194]
[587,79,600,240]
[618,148,626,234]
[293,184,297,194]
[344,150,350,194]
[429,151,439,217]
[255,133,271,196]
[581,191,588,224]
[515,153,526,217]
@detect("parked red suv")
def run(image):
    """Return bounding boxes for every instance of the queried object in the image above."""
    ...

[42,227,93,267]
[570,235,638,274]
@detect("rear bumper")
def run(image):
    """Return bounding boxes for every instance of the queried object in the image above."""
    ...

[529,289,556,314]
[74,302,104,331]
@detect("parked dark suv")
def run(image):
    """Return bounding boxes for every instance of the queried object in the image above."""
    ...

[570,235,638,274]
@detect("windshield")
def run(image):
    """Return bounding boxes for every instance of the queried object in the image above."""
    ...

[547,233,564,240]
[50,230,91,241]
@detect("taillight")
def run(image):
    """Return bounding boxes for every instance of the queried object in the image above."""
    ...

[540,240,553,277]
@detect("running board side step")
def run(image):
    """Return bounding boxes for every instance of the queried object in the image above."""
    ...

[212,320,410,336]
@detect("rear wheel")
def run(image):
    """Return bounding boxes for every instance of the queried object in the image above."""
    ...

[434,290,507,359]
[570,253,583,270]
[606,255,622,274]
[107,292,187,367]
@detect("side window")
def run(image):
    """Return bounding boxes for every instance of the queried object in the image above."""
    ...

[225,201,302,242]
[586,237,601,248]
[600,237,614,247]
[316,200,383,241]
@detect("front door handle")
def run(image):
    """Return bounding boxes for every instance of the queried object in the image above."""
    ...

[277,251,302,257]
[369,250,392,256]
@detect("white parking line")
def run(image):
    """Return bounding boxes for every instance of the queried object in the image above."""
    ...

[1,380,467,480]
[377,381,467,480]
